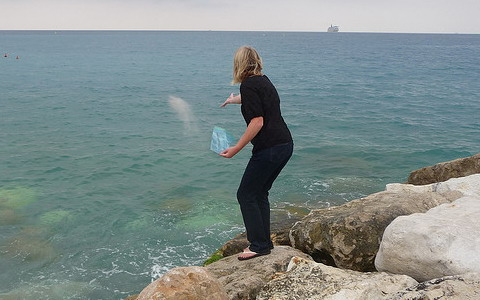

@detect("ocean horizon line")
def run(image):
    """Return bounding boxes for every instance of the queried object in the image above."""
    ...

[0,29,478,35]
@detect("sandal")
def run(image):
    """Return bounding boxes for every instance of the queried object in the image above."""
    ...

[238,250,271,261]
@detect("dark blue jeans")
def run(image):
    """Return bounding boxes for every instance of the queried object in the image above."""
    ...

[236,142,293,254]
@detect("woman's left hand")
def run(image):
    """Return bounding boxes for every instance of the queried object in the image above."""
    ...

[220,93,241,108]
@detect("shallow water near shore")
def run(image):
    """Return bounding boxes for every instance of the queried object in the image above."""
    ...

[1,31,479,299]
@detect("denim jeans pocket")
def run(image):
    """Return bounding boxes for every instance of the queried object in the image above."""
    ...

[262,142,293,163]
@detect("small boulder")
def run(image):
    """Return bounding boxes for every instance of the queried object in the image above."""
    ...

[205,246,312,300]
[375,193,480,281]
[257,256,418,300]
[136,266,228,300]
[289,186,461,271]
[218,232,250,258]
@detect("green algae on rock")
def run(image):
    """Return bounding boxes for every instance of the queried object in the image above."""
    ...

[177,213,232,231]
[0,186,36,210]
[124,215,153,231]
[39,210,74,226]
[203,249,224,266]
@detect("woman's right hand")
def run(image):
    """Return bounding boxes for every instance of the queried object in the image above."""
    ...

[220,93,241,107]
[219,146,240,158]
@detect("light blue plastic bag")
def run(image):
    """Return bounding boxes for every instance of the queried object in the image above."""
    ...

[210,126,235,154]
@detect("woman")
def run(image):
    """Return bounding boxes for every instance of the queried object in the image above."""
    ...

[220,46,293,260]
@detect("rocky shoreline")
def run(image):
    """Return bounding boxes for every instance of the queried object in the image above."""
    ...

[128,153,480,300]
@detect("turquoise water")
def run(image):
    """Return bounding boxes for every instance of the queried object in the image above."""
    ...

[1,31,479,299]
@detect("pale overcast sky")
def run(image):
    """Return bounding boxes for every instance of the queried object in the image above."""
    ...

[1,0,479,33]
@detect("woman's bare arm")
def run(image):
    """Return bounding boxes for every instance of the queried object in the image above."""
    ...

[220,93,241,107]
[219,116,263,158]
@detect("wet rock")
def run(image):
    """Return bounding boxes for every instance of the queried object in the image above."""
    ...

[0,209,22,225]
[136,266,228,300]
[1,227,56,261]
[177,213,231,231]
[407,152,480,185]
[218,232,250,258]
[123,215,152,232]
[289,185,461,271]
[156,197,194,213]
[205,246,312,300]
[38,209,74,226]
[257,256,418,300]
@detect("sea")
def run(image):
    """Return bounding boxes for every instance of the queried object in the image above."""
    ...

[1,31,479,299]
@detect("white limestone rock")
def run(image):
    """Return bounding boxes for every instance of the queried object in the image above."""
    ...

[386,273,480,300]
[375,189,480,282]
[387,173,480,196]
[289,186,461,272]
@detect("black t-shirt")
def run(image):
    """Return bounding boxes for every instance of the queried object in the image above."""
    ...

[240,75,292,153]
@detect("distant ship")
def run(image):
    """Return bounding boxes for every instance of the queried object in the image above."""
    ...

[327,25,339,32]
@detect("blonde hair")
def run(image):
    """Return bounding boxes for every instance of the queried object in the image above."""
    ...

[232,46,263,84]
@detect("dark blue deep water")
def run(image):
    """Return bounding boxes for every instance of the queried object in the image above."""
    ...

[1,31,479,299]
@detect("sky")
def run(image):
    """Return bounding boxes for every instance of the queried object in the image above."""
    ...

[1,0,479,34]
